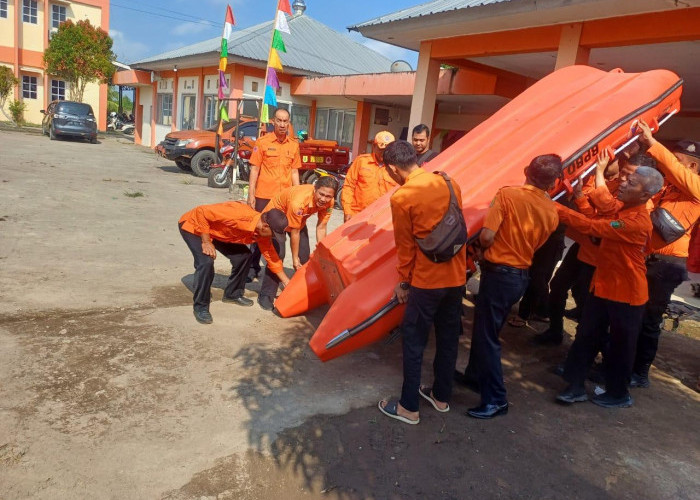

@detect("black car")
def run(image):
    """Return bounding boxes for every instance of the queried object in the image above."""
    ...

[41,100,98,143]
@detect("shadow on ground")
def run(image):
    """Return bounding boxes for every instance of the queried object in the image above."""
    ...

[164,299,700,500]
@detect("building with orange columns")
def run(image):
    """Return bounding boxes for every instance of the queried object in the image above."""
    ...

[0,0,110,130]
[116,0,700,158]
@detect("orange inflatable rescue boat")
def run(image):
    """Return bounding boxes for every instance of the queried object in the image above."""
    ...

[275,66,683,361]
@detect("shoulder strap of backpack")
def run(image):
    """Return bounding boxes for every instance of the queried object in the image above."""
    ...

[434,171,458,205]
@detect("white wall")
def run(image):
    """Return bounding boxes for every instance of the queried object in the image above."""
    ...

[139,86,153,148]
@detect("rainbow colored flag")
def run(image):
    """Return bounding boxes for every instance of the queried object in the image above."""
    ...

[261,0,292,123]
[217,5,236,134]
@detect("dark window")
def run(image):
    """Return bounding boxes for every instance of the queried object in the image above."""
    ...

[51,4,66,28]
[22,75,37,99]
[0,0,8,19]
[56,102,93,116]
[157,94,173,125]
[51,80,66,101]
[23,0,37,24]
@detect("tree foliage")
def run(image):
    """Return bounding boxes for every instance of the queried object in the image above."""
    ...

[43,20,116,102]
[0,66,19,106]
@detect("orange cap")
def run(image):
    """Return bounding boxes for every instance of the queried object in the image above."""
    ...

[373,131,395,149]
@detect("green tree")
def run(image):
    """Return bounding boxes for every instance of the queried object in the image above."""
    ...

[108,86,133,113]
[43,19,116,102]
[0,65,20,122]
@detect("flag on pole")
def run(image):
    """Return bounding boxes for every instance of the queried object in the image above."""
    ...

[271,30,286,53]
[218,5,235,101]
[268,49,283,71]
[267,68,280,89]
[275,10,290,34]
[278,0,292,15]
[262,4,291,125]
[220,104,230,122]
[264,85,277,107]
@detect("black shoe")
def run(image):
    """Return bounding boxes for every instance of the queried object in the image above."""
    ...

[222,296,254,307]
[556,385,588,404]
[591,392,633,408]
[193,309,213,324]
[453,370,480,393]
[563,308,581,321]
[466,402,508,419]
[629,372,650,389]
[532,329,563,346]
[258,295,275,311]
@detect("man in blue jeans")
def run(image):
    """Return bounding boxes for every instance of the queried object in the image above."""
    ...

[457,155,561,419]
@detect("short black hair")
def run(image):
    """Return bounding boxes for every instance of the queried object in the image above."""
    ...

[626,152,657,169]
[383,140,417,171]
[412,124,430,137]
[261,209,288,234]
[316,175,339,193]
[635,166,664,195]
[527,154,563,187]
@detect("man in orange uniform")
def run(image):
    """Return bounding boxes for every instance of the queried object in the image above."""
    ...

[630,121,700,388]
[247,108,302,277]
[257,176,339,310]
[377,141,466,425]
[179,202,289,324]
[555,166,664,408]
[457,155,561,419]
[341,131,397,221]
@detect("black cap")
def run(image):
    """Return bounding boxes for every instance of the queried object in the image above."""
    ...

[673,140,700,160]
[263,209,288,234]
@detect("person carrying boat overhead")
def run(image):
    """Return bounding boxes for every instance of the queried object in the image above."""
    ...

[257,177,339,311]
[179,202,289,324]
[555,165,664,408]
[377,140,467,425]
[247,108,302,279]
[629,120,700,389]
[341,131,398,221]
[455,155,561,419]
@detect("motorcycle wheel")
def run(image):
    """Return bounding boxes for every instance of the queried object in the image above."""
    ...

[238,159,250,182]
[307,172,319,186]
[335,187,343,210]
[123,128,134,135]
[191,150,217,177]
[208,167,231,189]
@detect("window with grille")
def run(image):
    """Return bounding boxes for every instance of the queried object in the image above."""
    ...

[22,76,37,99]
[314,108,355,147]
[51,4,66,28]
[0,0,8,19]
[51,80,66,101]
[157,94,173,126]
[23,0,37,23]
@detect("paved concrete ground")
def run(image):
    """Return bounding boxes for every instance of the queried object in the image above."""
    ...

[0,130,698,499]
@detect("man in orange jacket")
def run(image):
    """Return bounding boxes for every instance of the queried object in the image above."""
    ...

[457,155,561,419]
[555,166,664,408]
[630,121,700,388]
[179,202,289,324]
[247,108,302,278]
[257,176,339,310]
[341,131,397,221]
[377,140,466,425]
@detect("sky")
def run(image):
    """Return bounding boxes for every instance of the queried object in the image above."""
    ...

[109,0,419,68]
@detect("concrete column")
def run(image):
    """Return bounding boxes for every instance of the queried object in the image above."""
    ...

[408,41,441,134]
[196,68,204,129]
[171,72,179,132]
[134,87,142,145]
[352,100,372,158]
[555,23,590,70]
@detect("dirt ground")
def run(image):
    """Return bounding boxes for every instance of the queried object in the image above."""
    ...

[0,130,698,500]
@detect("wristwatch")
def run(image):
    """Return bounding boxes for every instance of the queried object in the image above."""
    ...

[399,281,410,290]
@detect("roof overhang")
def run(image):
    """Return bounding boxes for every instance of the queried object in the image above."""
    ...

[349,0,698,51]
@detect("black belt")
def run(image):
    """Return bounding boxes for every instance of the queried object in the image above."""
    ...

[480,260,529,277]
[648,254,687,266]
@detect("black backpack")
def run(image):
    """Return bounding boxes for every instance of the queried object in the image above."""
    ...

[415,172,468,263]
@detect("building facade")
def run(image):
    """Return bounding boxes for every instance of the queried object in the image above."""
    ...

[0,0,110,129]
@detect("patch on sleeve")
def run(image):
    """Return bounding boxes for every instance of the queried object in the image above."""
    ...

[610,220,624,229]
[253,147,258,152]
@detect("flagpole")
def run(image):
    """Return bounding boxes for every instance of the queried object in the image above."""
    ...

[260,0,278,131]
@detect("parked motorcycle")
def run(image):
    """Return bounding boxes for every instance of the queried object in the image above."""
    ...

[305,165,347,209]
[107,111,135,135]
[207,141,251,189]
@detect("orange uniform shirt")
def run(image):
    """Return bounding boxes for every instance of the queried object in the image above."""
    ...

[483,185,559,269]
[557,203,651,306]
[567,177,621,266]
[390,169,467,289]
[263,184,332,231]
[341,153,398,216]
[647,142,700,257]
[179,201,283,274]
[249,133,302,200]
